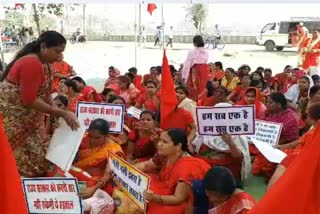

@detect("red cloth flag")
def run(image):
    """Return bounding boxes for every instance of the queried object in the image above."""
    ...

[160,50,178,129]
[249,124,320,214]
[0,115,28,213]
[147,3,157,15]
[15,3,23,9]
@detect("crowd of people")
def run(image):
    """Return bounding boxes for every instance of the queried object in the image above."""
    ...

[1,29,320,214]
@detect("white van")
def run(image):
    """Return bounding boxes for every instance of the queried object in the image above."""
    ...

[256,20,320,51]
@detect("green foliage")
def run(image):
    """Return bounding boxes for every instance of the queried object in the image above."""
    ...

[185,3,208,33]
[3,11,25,28]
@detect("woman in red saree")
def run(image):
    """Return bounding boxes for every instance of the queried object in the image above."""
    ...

[227,75,251,103]
[127,110,157,162]
[208,62,224,81]
[204,167,255,214]
[135,128,210,214]
[52,55,76,91]
[301,28,320,75]
[104,66,120,87]
[118,75,140,107]
[63,80,84,113]
[72,76,102,102]
[274,65,293,93]
[0,31,78,177]
[264,68,279,92]
[77,119,125,198]
[135,80,160,112]
[236,87,266,120]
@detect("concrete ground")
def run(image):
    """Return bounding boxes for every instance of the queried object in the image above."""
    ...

[3,41,299,92]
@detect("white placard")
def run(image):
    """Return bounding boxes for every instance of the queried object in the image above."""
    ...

[196,105,255,136]
[22,178,82,214]
[46,118,86,171]
[127,106,142,120]
[251,138,287,163]
[247,120,283,146]
[77,102,125,134]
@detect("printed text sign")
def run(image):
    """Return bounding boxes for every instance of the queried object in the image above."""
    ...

[247,120,282,146]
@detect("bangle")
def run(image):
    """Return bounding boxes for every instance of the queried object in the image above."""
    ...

[158,195,164,204]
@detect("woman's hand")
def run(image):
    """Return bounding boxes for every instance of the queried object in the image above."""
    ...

[78,187,96,199]
[144,190,158,203]
[62,111,80,131]
[221,132,233,144]
[150,128,163,142]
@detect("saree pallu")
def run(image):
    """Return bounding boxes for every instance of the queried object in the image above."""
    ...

[53,61,70,91]
[147,156,210,214]
[186,64,209,102]
[0,64,53,177]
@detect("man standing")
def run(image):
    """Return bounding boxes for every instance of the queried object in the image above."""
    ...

[166,26,174,48]
[154,26,161,47]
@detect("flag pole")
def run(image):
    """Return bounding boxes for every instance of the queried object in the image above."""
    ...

[134,3,138,67]
[161,3,165,50]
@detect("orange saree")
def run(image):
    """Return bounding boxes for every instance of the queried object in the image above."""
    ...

[147,156,210,214]
[53,61,71,91]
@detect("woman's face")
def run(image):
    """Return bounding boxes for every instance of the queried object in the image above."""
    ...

[104,91,116,103]
[176,89,186,103]
[88,129,106,147]
[211,80,220,88]
[205,190,229,207]
[241,76,251,86]
[118,79,128,90]
[108,68,115,77]
[54,99,67,110]
[140,113,155,130]
[214,88,226,103]
[312,31,319,39]
[242,67,250,75]
[73,80,84,91]
[311,89,320,103]
[58,80,68,94]
[225,70,233,79]
[266,96,280,113]
[41,43,66,63]
[150,68,157,77]
[252,73,261,81]
[146,83,156,95]
[157,131,180,156]
[264,71,272,79]
[112,98,125,105]
[245,91,256,104]
[298,78,310,91]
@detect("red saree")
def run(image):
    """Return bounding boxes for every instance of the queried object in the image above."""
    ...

[187,64,209,102]
[208,191,255,214]
[147,156,210,214]
[82,86,102,102]
[129,131,156,162]
[302,37,320,70]
[53,61,71,91]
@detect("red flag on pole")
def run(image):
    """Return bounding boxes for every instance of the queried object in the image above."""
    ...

[147,3,157,15]
[0,115,28,213]
[160,50,178,129]
[15,3,23,9]
[249,124,320,214]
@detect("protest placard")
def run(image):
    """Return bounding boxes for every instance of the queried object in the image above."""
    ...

[251,139,287,163]
[127,106,142,120]
[77,102,125,134]
[22,178,82,214]
[196,105,255,136]
[247,120,283,146]
[46,118,86,171]
[108,152,150,211]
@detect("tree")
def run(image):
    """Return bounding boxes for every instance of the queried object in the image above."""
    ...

[185,3,208,34]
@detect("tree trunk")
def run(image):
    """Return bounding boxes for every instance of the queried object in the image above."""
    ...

[32,4,41,36]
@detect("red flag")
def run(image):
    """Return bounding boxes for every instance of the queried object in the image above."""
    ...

[249,124,320,214]
[15,3,23,9]
[0,115,28,213]
[147,3,157,15]
[160,50,178,129]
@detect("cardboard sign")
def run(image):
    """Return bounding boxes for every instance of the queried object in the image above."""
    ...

[22,178,82,214]
[196,105,255,136]
[77,102,125,134]
[127,106,142,120]
[247,120,283,146]
[108,152,150,211]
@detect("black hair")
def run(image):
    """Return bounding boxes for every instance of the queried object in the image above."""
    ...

[118,75,130,89]
[64,79,80,93]
[109,66,114,71]
[203,166,237,196]
[251,71,264,80]
[150,66,157,71]
[144,79,157,88]
[312,75,320,83]
[102,88,115,96]
[166,128,189,152]
[1,31,66,81]
[59,77,68,82]
[108,95,125,104]
[125,72,134,83]
[309,85,320,98]
[250,79,266,89]
[225,67,235,74]
[54,95,68,107]
[255,66,264,74]
[128,67,138,74]
[308,103,320,121]
[246,87,257,96]
[72,76,86,86]
[284,65,292,71]
[175,85,189,96]
[214,86,228,96]
[88,118,110,135]
[140,110,156,120]
[299,75,310,84]
[264,68,272,74]
[156,66,162,74]
[214,61,223,70]
[193,35,205,47]
[270,92,287,109]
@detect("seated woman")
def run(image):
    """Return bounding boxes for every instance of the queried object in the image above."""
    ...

[264,68,279,92]
[227,74,251,103]
[204,166,255,214]
[53,55,76,92]
[118,75,140,107]
[199,86,229,107]
[268,102,320,190]
[176,85,197,122]
[72,76,102,102]
[63,79,84,113]
[101,88,116,103]
[134,128,210,213]
[104,66,120,87]
[135,80,160,112]
[127,110,157,163]
[193,102,251,182]
[285,75,313,110]
[221,68,239,92]
[198,78,221,106]
[77,119,124,198]
[249,79,269,104]
[236,87,266,120]
[47,95,69,135]
[252,92,299,181]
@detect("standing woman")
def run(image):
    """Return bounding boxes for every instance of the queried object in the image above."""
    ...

[0,31,79,177]
[182,35,209,101]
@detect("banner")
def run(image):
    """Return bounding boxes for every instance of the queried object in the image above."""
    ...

[22,178,82,214]
[108,152,150,210]
[247,120,282,146]
[77,102,125,134]
[196,105,255,136]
